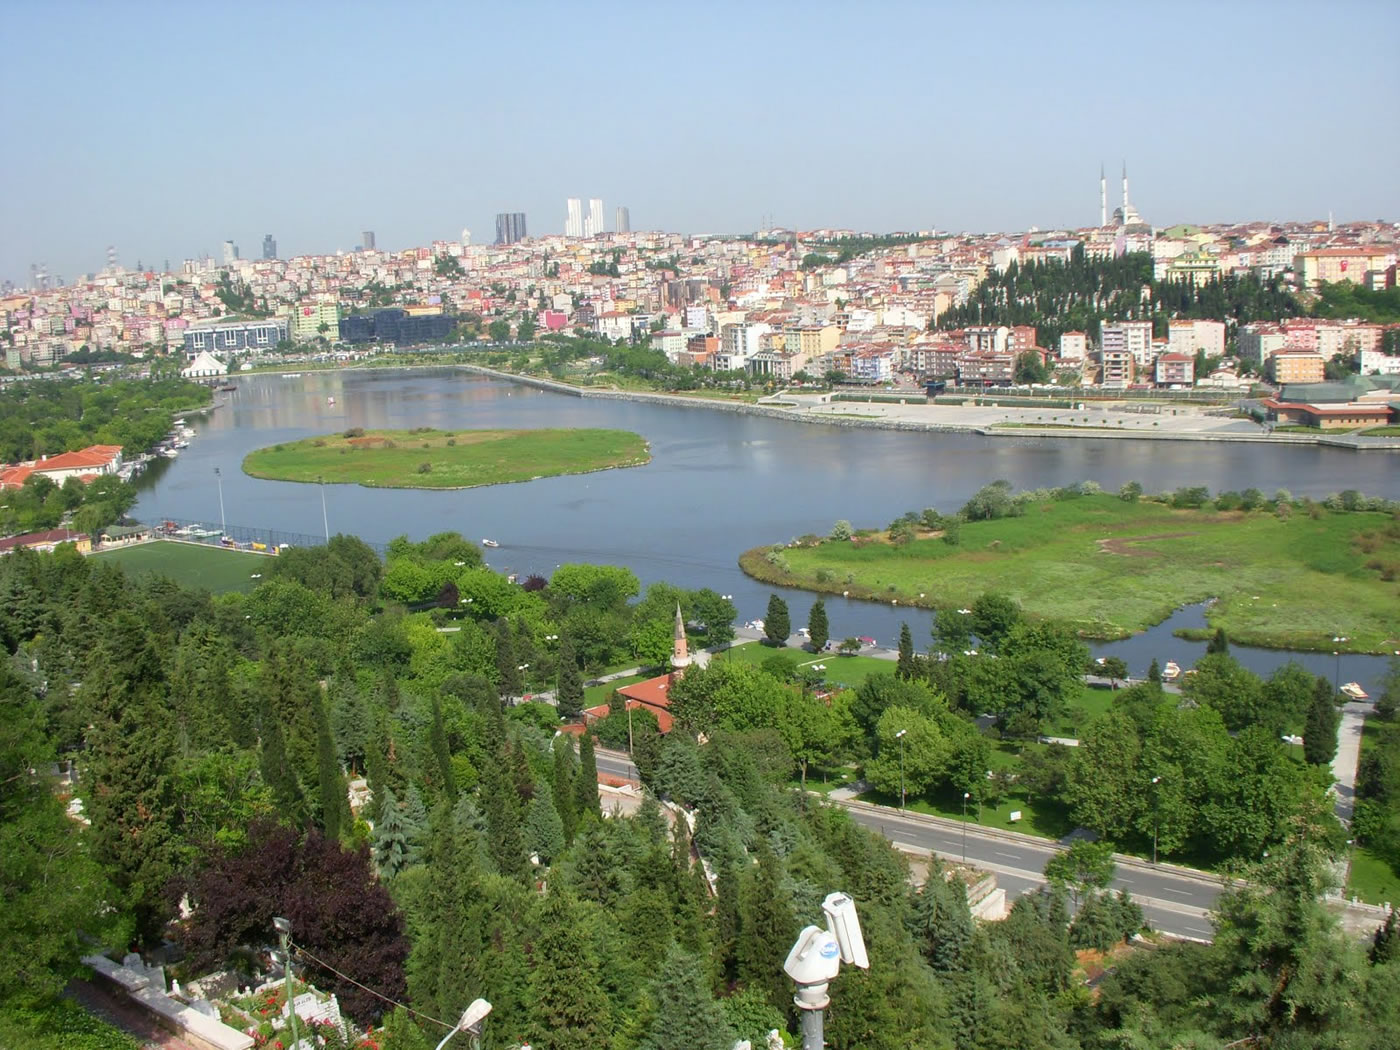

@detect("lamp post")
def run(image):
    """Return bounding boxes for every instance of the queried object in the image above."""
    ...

[317,475,329,542]
[721,595,733,658]
[895,729,907,811]
[214,467,226,536]
[272,917,299,1049]
[961,791,970,863]
[1150,776,1161,864]
[435,999,493,1050]
[1332,637,1347,692]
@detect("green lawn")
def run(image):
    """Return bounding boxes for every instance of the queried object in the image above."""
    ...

[1046,683,1117,738]
[1348,847,1400,906]
[741,494,1400,651]
[91,541,269,594]
[583,674,648,710]
[717,641,896,689]
[243,427,649,489]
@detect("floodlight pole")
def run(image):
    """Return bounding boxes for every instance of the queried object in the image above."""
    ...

[318,475,329,542]
[214,467,226,535]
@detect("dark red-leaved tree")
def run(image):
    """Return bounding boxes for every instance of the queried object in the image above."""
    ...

[179,820,408,1024]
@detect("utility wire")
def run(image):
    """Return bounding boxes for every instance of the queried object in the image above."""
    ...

[291,943,454,1030]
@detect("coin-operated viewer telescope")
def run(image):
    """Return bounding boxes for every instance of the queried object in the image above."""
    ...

[782,892,870,1050]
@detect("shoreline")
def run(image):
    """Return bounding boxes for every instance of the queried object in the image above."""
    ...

[448,362,1400,452]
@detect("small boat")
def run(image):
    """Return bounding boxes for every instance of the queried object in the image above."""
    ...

[1161,660,1181,681]
[1341,682,1370,701]
[161,448,179,459]
[327,396,336,405]
[481,538,499,548]
[219,383,237,392]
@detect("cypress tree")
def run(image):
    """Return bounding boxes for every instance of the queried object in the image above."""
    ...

[1207,627,1230,654]
[908,865,974,972]
[552,735,578,844]
[428,694,457,801]
[314,693,350,841]
[1303,676,1341,766]
[330,662,370,774]
[528,892,612,1050]
[576,730,600,820]
[897,621,916,679]
[556,634,584,721]
[482,742,530,882]
[736,843,796,1012]
[763,594,790,646]
[637,943,733,1050]
[524,795,566,865]
[807,599,829,652]
[1148,658,1162,683]
[495,619,522,699]
[259,709,307,823]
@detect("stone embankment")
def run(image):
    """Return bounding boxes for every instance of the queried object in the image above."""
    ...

[453,364,1400,450]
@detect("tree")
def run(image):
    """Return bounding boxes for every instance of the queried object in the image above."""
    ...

[1099,656,1129,686]
[488,319,511,342]
[907,862,974,972]
[527,892,612,1050]
[575,730,600,819]
[1206,626,1230,654]
[555,634,584,720]
[637,943,734,1050]
[763,593,790,645]
[524,795,566,865]
[896,622,916,679]
[970,592,1021,652]
[314,694,351,840]
[373,788,411,877]
[1064,709,1143,839]
[808,599,829,652]
[736,844,796,1012]
[1147,657,1162,683]
[1,663,125,1005]
[867,707,947,801]
[1044,839,1116,908]
[183,821,409,1025]
[1303,676,1341,766]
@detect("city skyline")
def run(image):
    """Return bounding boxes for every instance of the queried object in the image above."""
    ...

[1,0,1397,283]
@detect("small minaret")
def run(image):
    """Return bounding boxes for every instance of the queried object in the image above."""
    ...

[1100,163,1107,227]
[670,603,691,680]
[1121,161,1130,218]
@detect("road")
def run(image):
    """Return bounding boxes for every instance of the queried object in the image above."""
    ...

[592,747,1222,941]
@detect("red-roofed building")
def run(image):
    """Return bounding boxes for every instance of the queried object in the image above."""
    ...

[582,605,690,735]
[0,444,123,489]
[0,528,92,555]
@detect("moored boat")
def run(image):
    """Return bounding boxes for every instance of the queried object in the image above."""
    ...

[482,538,499,548]
[1161,660,1181,681]
[1341,682,1370,701]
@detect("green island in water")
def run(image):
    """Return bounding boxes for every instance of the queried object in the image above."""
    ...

[242,426,649,489]
[740,488,1400,652]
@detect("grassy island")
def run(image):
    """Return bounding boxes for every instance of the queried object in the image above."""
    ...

[740,489,1400,652]
[243,427,649,489]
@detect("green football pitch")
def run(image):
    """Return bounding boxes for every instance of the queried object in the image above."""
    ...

[91,541,273,594]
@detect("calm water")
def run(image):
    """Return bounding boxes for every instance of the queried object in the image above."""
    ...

[133,368,1400,693]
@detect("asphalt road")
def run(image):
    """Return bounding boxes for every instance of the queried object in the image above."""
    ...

[593,747,1221,940]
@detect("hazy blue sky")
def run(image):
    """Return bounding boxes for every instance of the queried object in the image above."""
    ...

[3,0,1397,284]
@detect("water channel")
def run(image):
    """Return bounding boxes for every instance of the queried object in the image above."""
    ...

[133,368,1400,694]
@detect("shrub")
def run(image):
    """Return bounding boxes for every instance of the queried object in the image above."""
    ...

[344,427,365,438]
[312,439,326,447]
[446,438,456,446]
[417,462,432,474]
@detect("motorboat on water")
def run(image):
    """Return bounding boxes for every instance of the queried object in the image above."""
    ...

[1340,682,1370,701]
[327,396,336,405]
[481,538,500,548]
[1161,660,1181,681]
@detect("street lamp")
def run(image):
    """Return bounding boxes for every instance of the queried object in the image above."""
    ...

[1150,776,1161,864]
[961,791,970,863]
[435,999,493,1050]
[1332,637,1348,692]
[895,729,907,811]
[272,917,299,1049]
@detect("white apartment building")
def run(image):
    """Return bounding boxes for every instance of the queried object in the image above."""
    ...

[1167,319,1226,357]
[1059,331,1088,360]
[717,321,770,371]
[1100,320,1154,367]
[1359,350,1400,376]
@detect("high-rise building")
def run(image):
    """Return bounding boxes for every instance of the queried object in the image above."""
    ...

[585,198,605,238]
[495,212,527,245]
[615,206,631,234]
[262,234,277,260]
[565,198,584,238]
[362,230,376,251]
[222,240,238,265]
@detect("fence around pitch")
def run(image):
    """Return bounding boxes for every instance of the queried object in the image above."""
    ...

[138,516,387,556]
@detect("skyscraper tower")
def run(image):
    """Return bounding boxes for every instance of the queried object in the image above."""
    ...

[362,230,376,251]
[615,206,631,234]
[222,240,238,265]
[565,198,583,238]
[495,212,527,245]
[586,198,605,238]
[1100,164,1107,227]
[263,234,277,260]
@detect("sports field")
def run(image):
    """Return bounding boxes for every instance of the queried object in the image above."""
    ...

[91,541,271,593]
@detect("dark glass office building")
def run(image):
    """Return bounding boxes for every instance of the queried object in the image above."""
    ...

[494,212,527,245]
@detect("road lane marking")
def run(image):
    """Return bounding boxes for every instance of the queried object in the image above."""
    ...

[994,851,1020,860]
